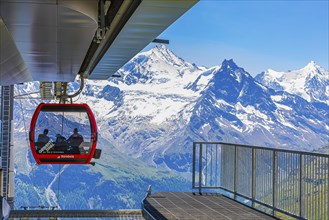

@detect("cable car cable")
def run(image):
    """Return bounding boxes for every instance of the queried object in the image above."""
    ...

[57,164,62,206]
[14,91,40,99]
[17,88,30,151]
[56,112,65,206]
[16,86,46,206]
[17,86,59,204]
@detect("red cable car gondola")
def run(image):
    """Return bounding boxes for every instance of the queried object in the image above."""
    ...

[29,103,100,164]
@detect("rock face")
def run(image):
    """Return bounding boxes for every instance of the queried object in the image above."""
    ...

[13,45,328,209]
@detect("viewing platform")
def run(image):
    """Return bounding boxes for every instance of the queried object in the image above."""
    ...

[142,192,276,219]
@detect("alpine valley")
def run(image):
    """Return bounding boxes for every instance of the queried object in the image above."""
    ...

[14,45,329,209]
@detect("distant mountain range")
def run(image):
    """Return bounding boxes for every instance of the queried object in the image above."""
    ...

[13,44,329,209]
[255,61,329,105]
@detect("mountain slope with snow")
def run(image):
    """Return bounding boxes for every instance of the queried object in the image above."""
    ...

[150,59,328,171]
[255,61,329,104]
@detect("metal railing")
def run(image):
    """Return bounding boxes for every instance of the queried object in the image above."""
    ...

[192,142,329,219]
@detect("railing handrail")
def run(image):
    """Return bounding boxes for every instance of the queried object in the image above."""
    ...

[193,141,329,158]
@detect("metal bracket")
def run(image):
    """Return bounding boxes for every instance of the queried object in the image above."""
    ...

[40,82,54,100]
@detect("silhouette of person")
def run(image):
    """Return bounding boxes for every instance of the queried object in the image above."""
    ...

[37,129,50,143]
[68,128,84,147]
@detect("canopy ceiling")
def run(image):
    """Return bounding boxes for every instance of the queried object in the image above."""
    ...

[0,0,199,86]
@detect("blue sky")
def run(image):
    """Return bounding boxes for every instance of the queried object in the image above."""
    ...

[145,0,329,76]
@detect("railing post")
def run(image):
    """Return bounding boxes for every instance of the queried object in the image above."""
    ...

[252,148,256,208]
[299,153,303,218]
[273,150,278,216]
[192,142,196,190]
[234,145,238,200]
[199,143,202,194]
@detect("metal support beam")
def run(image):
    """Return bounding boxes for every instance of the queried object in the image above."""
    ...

[152,39,170,44]
[0,85,14,208]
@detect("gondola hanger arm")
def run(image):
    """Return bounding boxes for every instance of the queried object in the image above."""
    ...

[57,73,85,103]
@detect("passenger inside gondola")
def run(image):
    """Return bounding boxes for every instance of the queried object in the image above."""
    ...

[36,129,56,153]
[62,128,84,154]
[37,129,50,143]
[68,128,84,146]
[36,129,50,151]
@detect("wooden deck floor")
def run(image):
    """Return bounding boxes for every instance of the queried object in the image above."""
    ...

[143,192,276,220]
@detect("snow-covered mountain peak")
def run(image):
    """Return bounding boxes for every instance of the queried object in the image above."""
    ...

[299,61,328,78]
[215,59,252,84]
[200,59,266,108]
[153,44,171,54]
[255,62,329,104]
[114,44,204,88]
[302,60,319,71]
[258,61,326,82]
[146,44,189,68]
[221,59,239,70]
